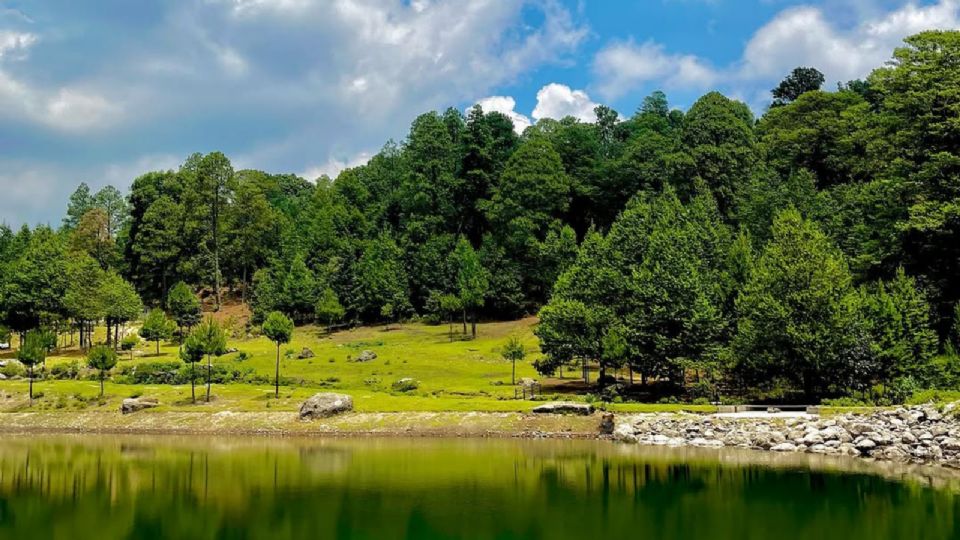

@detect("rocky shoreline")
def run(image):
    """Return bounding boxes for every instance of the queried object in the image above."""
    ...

[613,402,960,467]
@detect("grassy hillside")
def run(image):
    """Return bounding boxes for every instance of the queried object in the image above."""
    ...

[0,318,714,415]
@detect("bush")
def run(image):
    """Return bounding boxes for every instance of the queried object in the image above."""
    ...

[600,383,624,402]
[0,360,25,378]
[391,378,419,392]
[822,396,873,407]
[117,361,182,384]
[883,376,922,405]
[49,361,82,380]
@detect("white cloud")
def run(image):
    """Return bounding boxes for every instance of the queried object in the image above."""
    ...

[0,30,36,59]
[300,151,374,181]
[0,29,121,132]
[592,0,960,103]
[741,1,960,83]
[474,83,600,133]
[593,40,717,100]
[474,95,532,133]
[0,1,589,224]
[531,83,599,122]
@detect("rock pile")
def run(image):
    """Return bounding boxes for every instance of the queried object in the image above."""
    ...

[613,403,960,467]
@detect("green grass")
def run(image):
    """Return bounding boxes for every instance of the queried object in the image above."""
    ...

[1,318,714,414]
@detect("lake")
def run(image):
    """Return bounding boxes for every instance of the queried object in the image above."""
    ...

[0,434,957,539]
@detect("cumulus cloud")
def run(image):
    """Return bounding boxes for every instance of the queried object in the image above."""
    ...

[531,83,599,122]
[474,83,601,133]
[475,95,532,133]
[592,0,960,103]
[740,1,960,82]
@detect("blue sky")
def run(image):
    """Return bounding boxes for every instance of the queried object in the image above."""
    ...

[1,0,958,225]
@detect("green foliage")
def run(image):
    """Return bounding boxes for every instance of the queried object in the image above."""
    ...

[733,208,865,400]
[771,67,825,106]
[87,345,118,396]
[262,311,294,346]
[315,287,345,327]
[17,330,47,368]
[167,281,201,336]
[140,308,174,354]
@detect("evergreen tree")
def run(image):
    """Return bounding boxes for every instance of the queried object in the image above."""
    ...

[733,208,865,400]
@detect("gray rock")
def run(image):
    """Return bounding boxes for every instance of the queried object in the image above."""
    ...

[613,423,637,443]
[356,350,377,362]
[690,438,724,448]
[941,438,960,451]
[856,438,877,451]
[121,398,159,414]
[297,348,315,359]
[801,432,824,445]
[299,392,353,419]
[0,373,6,380]
[771,443,797,452]
[532,402,595,415]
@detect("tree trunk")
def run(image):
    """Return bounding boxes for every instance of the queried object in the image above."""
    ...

[156,339,160,355]
[213,188,222,312]
[206,355,212,402]
[274,344,280,398]
[629,366,634,385]
[462,309,467,334]
[28,366,33,404]
[582,358,589,385]
[191,368,196,403]
[242,266,248,305]
[512,359,516,386]
[100,374,104,397]
[471,311,476,339]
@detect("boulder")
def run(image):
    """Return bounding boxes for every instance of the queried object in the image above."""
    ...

[599,412,615,435]
[299,393,353,419]
[356,350,377,362]
[532,402,595,415]
[856,438,877,452]
[297,348,315,359]
[121,398,159,414]
[771,443,797,452]
[613,423,637,443]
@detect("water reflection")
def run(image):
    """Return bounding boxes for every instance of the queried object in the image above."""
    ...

[0,435,957,539]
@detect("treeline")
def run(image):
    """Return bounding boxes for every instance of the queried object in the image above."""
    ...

[1,31,960,402]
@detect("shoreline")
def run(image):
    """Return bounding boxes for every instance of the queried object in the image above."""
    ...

[4,403,960,470]
[0,410,602,439]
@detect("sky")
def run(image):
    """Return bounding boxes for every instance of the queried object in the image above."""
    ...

[1,0,958,226]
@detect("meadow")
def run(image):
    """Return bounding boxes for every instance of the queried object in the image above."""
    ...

[0,317,714,415]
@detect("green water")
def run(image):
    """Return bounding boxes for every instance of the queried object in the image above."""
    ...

[0,435,957,539]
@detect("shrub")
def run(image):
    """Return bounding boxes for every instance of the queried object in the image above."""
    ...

[49,361,82,380]
[0,360,25,378]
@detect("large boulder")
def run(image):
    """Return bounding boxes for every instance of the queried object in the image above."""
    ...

[299,393,353,419]
[356,350,377,362]
[531,401,595,415]
[297,348,315,359]
[121,398,159,414]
